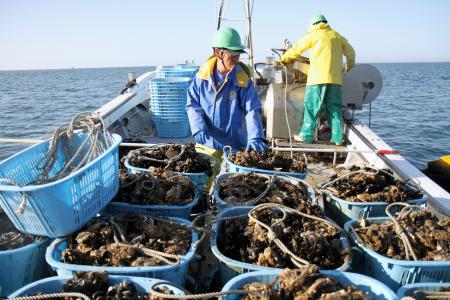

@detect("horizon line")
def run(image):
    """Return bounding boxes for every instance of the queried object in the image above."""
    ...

[1,61,450,72]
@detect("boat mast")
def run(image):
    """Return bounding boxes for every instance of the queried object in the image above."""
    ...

[216,0,256,86]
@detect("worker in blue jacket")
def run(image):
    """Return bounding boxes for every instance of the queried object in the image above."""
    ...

[186,27,267,152]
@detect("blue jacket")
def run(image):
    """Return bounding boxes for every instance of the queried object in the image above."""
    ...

[186,55,264,151]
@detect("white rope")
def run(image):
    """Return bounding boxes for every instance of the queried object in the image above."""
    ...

[385,202,421,261]
[223,173,277,205]
[148,281,269,299]
[248,203,342,267]
[9,292,90,300]
[36,112,114,184]
[319,169,379,190]
[0,178,27,213]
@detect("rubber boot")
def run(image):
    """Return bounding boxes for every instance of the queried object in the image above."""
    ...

[299,85,326,143]
[324,84,343,145]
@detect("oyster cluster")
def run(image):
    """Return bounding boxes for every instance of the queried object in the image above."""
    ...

[241,265,369,300]
[126,144,212,175]
[219,173,321,215]
[228,150,307,173]
[218,207,349,269]
[62,214,191,267]
[62,272,147,300]
[115,169,195,205]
[354,210,450,260]
[325,170,423,203]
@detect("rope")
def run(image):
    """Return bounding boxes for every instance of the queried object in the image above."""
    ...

[9,292,90,300]
[148,281,270,299]
[385,203,422,261]
[36,112,114,184]
[114,242,181,266]
[414,290,450,299]
[224,173,277,205]
[248,203,342,267]
[119,174,140,189]
[128,145,187,167]
[107,216,182,266]
[0,178,27,214]
[319,169,379,190]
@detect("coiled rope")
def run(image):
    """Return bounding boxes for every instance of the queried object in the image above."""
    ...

[319,168,380,190]
[128,145,187,167]
[385,202,423,261]
[248,203,343,268]
[36,112,114,184]
[109,216,183,266]
[223,173,277,205]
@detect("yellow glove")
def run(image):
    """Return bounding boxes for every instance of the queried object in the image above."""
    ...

[273,60,286,67]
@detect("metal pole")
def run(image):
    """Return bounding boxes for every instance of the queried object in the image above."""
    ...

[245,0,256,87]
[217,0,225,29]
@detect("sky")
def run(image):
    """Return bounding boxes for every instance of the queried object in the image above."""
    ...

[1,0,450,70]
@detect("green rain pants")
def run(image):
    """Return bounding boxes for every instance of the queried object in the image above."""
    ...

[299,84,343,144]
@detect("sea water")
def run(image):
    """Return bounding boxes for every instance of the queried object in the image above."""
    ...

[0,63,449,169]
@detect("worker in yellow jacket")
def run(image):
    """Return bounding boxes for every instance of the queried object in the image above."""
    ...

[279,14,355,145]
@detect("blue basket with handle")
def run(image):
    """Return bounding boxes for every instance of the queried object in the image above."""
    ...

[397,283,450,299]
[211,206,351,285]
[0,237,51,296]
[45,217,197,287]
[8,275,185,298]
[102,188,201,219]
[0,133,121,238]
[221,269,396,300]
[213,172,317,211]
[223,147,308,179]
[344,217,450,291]
[323,191,427,227]
[124,148,214,192]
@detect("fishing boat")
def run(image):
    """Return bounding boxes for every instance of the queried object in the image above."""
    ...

[92,41,450,218]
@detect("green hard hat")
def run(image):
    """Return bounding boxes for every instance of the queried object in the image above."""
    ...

[310,14,327,25]
[212,27,246,53]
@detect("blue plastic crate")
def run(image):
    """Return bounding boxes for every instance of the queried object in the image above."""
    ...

[149,96,187,105]
[153,119,190,138]
[156,68,197,78]
[344,217,450,291]
[176,64,199,70]
[45,217,198,287]
[397,282,450,299]
[151,109,188,116]
[213,172,317,210]
[8,274,185,298]
[211,206,351,285]
[0,133,122,237]
[102,188,201,219]
[324,191,427,227]
[124,149,212,191]
[148,77,192,88]
[221,269,396,300]
[0,238,51,296]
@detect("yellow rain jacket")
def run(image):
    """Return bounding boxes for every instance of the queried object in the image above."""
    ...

[280,23,355,86]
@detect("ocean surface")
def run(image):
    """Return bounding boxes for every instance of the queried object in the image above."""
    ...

[0,63,449,169]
